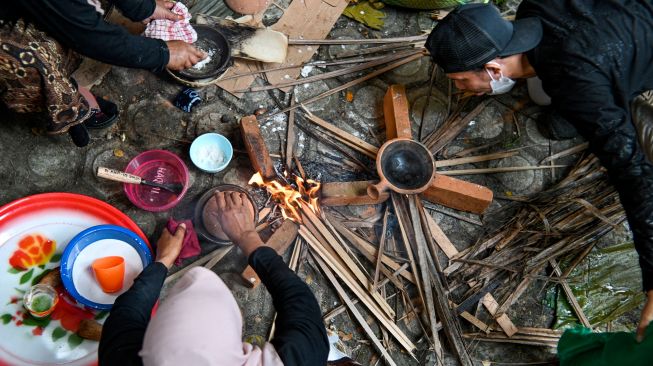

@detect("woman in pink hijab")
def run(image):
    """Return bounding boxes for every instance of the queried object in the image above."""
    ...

[98,191,329,366]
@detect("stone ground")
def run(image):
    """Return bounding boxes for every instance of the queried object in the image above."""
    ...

[0,1,644,365]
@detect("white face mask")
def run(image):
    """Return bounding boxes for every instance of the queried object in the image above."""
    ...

[486,64,515,95]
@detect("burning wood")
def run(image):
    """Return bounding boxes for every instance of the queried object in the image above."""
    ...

[248,172,320,223]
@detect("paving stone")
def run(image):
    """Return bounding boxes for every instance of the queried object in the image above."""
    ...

[465,102,505,140]
[490,152,544,194]
[82,143,137,200]
[410,95,448,138]
[293,78,337,112]
[353,85,385,119]
[27,139,84,188]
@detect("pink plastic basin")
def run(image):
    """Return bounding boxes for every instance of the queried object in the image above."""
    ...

[124,150,190,212]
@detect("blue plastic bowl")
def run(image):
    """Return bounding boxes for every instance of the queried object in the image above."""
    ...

[60,225,152,310]
[189,133,233,173]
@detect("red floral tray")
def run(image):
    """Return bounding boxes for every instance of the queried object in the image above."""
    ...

[0,193,148,366]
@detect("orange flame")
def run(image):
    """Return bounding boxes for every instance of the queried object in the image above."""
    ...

[249,172,321,223]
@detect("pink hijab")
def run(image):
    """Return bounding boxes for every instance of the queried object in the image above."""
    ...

[139,267,284,366]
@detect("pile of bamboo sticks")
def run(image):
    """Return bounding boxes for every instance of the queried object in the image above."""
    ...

[446,155,625,331]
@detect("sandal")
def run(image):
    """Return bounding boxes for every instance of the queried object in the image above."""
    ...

[84,96,119,130]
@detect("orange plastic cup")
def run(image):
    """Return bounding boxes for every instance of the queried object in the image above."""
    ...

[92,256,125,293]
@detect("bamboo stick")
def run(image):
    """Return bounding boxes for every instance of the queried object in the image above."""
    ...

[438,165,567,176]
[262,52,425,120]
[436,150,519,168]
[288,35,428,45]
[313,253,399,366]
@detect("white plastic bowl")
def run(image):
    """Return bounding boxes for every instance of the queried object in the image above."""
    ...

[189,133,233,173]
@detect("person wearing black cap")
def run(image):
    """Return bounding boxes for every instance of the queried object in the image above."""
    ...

[426,1,653,342]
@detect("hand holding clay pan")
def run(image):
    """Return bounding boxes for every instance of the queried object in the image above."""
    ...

[173,25,231,81]
[193,185,258,244]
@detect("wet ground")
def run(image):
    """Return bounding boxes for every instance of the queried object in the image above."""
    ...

[0,1,643,365]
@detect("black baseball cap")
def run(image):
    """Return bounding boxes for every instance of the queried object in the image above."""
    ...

[426,3,542,73]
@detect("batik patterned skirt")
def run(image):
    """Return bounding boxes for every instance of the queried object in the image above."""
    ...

[0,20,90,134]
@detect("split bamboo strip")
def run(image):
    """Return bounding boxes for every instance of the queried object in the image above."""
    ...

[550,259,592,329]
[288,35,428,45]
[313,253,399,366]
[241,50,421,93]
[301,108,379,158]
[408,197,443,362]
[164,246,232,285]
[302,207,395,318]
[372,207,390,291]
[262,52,425,120]
[436,150,519,168]
[327,216,417,285]
[438,165,567,176]
[299,226,417,353]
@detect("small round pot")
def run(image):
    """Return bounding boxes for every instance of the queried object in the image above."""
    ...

[225,0,268,14]
[367,138,435,199]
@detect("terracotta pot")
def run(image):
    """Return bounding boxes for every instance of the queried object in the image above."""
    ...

[224,0,269,14]
[367,138,435,199]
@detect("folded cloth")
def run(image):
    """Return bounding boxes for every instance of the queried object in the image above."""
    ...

[143,2,197,43]
[165,218,201,266]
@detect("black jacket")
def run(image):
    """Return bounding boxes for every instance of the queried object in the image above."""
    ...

[517,0,653,290]
[0,0,169,72]
[98,247,329,366]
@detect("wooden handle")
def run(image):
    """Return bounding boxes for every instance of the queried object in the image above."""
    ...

[96,167,142,185]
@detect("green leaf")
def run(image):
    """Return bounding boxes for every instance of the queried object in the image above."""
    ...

[52,327,67,342]
[19,269,34,285]
[94,311,109,320]
[1,314,12,325]
[31,269,51,286]
[14,288,26,294]
[8,268,21,274]
[67,333,84,349]
[38,264,45,270]
[50,254,62,263]
[22,315,50,328]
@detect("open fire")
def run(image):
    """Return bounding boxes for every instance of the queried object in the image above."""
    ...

[249,172,321,223]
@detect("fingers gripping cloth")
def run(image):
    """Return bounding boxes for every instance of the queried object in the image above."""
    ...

[143,2,197,43]
[165,218,201,266]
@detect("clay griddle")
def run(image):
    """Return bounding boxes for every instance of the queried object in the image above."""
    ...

[194,185,258,245]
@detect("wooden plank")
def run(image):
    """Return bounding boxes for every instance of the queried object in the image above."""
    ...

[384,84,412,139]
[313,254,398,366]
[321,180,389,206]
[242,220,299,287]
[265,0,350,90]
[481,293,518,337]
[240,115,276,180]
[420,174,493,214]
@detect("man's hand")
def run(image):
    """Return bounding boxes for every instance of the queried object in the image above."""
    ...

[213,191,263,257]
[155,223,185,269]
[166,40,206,70]
[637,290,653,342]
[143,0,183,23]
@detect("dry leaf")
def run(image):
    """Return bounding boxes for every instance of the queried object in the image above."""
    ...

[345,90,354,102]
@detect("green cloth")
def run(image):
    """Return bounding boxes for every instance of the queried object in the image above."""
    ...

[558,326,653,366]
